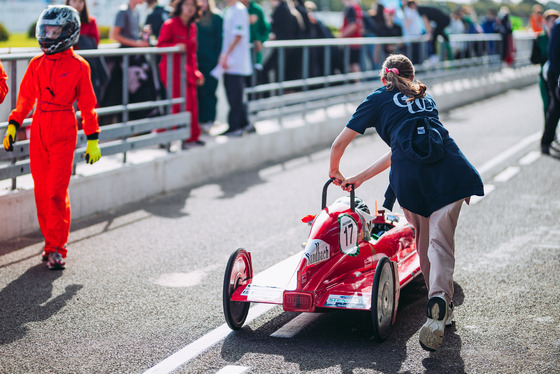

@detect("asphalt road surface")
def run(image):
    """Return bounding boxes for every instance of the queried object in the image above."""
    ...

[1,84,559,374]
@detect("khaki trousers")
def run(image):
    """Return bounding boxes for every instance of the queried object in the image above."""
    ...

[403,199,465,303]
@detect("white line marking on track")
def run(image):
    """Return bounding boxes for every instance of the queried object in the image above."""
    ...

[493,166,520,183]
[270,313,322,338]
[477,132,541,175]
[143,303,277,374]
[519,151,541,165]
[143,136,541,373]
[471,184,495,205]
[216,365,250,374]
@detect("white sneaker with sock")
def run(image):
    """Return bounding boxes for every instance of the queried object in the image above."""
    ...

[419,294,448,351]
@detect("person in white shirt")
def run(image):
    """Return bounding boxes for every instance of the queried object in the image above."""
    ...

[219,0,253,136]
[402,0,424,64]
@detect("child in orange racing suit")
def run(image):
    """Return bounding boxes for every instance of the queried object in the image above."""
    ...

[2,5,101,270]
[0,59,8,103]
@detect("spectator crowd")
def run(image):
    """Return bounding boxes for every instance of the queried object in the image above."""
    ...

[5,0,560,148]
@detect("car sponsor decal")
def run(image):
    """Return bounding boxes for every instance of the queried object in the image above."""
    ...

[339,214,359,256]
[241,284,284,302]
[324,294,371,309]
[304,239,330,265]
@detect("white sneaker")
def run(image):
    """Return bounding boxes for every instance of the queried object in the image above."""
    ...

[419,294,448,351]
[200,122,213,134]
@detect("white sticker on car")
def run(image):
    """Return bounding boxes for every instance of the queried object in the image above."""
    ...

[304,239,330,265]
[339,214,359,256]
[324,294,370,309]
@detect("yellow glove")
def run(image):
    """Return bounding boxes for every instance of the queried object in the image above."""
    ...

[84,139,101,164]
[3,124,16,151]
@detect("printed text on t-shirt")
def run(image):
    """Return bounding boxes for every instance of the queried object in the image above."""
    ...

[393,93,435,114]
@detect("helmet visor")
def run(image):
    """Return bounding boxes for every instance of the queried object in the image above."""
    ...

[36,24,64,40]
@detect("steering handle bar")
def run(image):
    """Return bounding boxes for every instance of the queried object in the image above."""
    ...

[322,178,355,212]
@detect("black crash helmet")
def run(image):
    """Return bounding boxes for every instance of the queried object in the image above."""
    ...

[36,5,81,55]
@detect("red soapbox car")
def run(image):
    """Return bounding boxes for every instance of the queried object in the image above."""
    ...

[223,178,422,341]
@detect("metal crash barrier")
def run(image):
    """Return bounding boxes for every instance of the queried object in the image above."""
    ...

[0,32,535,190]
[246,32,534,126]
[0,45,188,189]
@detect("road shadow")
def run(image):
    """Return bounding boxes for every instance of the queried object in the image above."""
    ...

[212,168,267,200]
[0,263,82,345]
[220,277,465,373]
[0,186,194,261]
[0,148,317,260]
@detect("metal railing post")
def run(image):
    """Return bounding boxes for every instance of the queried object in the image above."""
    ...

[278,47,285,96]
[122,54,129,164]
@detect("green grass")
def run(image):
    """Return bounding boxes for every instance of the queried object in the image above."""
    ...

[0,33,112,49]
[0,33,38,49]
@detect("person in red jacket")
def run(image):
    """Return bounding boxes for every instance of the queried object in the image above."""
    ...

[66,0,100,46]
[66,0,107,103]
[340,0,364,74]
[158,0,205,148]
[0,59,7,103]
[2,5,101,270]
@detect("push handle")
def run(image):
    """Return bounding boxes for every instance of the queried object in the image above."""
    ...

[322,178,355,212]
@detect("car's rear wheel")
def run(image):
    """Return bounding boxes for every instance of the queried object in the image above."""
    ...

[371,256,395,341]
[223,248,252,330]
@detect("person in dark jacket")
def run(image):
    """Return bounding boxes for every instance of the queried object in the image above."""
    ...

[542,17,560,155]
[376,7,403,61]
[196,0,222,130]
[263,0,304,83]
[329,54,483,352]
[530,10,559,116]
[145,0,170,39]
[304,1,340,77]
[418,5,450,59]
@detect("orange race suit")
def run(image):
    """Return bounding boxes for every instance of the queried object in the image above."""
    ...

[8,48,100,258]
[0,59,8,103]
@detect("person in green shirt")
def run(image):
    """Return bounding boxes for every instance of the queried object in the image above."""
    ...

[241,0,271,67]
[196,0,223,131]
[241,0,270,99]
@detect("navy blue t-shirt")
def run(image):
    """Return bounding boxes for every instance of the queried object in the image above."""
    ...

[346,86,484,217]
[347,86,439,142]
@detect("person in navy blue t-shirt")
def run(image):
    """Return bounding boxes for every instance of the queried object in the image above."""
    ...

[329,54,483,352]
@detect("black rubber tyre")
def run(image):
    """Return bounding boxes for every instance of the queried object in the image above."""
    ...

[371,256,395,341]
[223,248,252,330]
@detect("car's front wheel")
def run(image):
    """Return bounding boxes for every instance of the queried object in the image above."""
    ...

[223,248,252,330]
[371,256,395,341]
